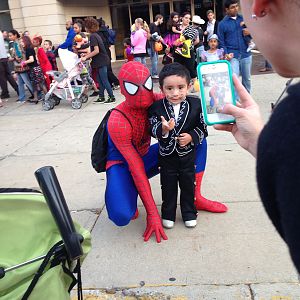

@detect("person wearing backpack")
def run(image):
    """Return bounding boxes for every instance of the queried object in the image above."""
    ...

[97,18,120,90]
[81,17,115,104]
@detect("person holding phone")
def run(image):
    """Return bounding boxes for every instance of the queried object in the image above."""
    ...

[148,63,208,229]
[214,0,300,274]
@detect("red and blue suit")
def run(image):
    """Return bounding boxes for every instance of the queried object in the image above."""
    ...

[105,62,227,243]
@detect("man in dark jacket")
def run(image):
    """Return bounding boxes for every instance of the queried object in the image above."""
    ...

[97,18,119,90]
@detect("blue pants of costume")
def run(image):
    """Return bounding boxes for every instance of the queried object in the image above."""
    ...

[105,138,208,226]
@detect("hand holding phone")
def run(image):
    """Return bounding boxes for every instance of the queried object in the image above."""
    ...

[197,60,236,125]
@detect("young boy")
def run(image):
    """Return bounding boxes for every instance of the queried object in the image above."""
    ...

[148,63,208,229]
[43,40,58,71]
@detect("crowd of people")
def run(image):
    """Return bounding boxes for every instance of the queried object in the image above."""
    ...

[0,17,121,107]
[1,0,255,107]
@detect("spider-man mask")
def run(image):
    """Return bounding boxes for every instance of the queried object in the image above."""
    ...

[119,61,154,109]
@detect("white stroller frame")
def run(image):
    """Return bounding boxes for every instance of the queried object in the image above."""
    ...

[42,49,91,111]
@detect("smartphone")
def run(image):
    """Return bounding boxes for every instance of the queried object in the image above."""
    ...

[197,60,236,125]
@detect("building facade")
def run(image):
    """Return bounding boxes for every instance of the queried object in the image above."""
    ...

[1,0,226,60]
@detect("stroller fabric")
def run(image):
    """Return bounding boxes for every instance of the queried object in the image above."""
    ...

[0,190,91,300]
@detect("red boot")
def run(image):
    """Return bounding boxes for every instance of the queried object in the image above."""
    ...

[194,172,228,213]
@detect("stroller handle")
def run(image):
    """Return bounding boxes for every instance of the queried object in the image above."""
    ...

[35,166,83,261]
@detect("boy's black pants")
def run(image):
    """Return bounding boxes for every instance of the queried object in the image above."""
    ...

[159,151,197,222]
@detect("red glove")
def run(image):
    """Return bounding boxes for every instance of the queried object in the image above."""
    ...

[143,209,168,243]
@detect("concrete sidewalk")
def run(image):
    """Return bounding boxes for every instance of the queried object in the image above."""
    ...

[0,73,299,299]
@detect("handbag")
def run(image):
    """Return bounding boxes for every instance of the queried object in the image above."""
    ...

[174,34,192,58]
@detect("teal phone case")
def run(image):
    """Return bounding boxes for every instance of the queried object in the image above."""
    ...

[197,60,236,126]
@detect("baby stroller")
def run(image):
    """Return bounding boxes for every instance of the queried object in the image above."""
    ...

[0,166,91,300]
[43,49,92,111]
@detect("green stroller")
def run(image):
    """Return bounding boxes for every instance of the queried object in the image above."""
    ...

[0,166,91,300]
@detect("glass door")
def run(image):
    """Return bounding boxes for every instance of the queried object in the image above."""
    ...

[173,0,192,14]
[130,3,150,25]
[151,2,170,36]
[110,4,131,59]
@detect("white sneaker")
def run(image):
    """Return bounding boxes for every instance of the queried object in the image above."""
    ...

[152,75,159,79]
[184,220,197,228]
[162,219,175,229]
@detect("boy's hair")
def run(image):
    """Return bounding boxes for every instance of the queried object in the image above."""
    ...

[154,14,163,21]
[159,62,191,87]
[44,39,52,47]
[123,38,131,46]
[224,0,238,9]
[206,10,214,16]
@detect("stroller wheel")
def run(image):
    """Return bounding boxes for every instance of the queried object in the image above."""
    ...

[42,100,51,111]
[71,98,82,109]
[50,95,61,106]
[80,94,88,103]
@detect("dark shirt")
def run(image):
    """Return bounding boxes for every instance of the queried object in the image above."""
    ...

[46,50,58,71]
[25,47,38,68]
[257,82,300,274]
[89,32,110,69]
[218,15,251,59]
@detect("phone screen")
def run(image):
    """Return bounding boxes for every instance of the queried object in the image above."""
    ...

[198,61,235,125]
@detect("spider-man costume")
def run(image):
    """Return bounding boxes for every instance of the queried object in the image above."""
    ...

[106,62,227,243]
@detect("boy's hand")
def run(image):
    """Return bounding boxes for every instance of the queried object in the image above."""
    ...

[161,116,175,135]
[177,133,192,147]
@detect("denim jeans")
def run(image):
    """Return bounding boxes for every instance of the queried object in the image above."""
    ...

[134,56,147,66]
[97,66,114,98]
[17,72,33,101]
[230,55,252,94]
[147,47,158,76]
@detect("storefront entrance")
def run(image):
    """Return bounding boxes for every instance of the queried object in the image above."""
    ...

[109,0,224,59]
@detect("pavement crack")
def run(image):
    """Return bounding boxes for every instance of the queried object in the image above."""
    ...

[248,284,255,300]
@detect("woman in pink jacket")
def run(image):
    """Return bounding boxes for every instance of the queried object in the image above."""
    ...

[130,18,148,66]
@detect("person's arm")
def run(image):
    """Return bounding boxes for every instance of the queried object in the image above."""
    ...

[81,35,99,61]
[217,22,228,54]
[108,113,168,243]
[148,109,175,139]
[130,30,140,47]
[23,55,34,65]
[172,25,181,34]
[59,29,76,49]
[201,51,207,62]
[214,75,264,157]
[188,111,208,146]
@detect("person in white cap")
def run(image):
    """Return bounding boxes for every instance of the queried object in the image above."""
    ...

[192,15,205,63]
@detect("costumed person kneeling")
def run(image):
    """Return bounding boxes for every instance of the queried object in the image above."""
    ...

[104,61,227,243]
